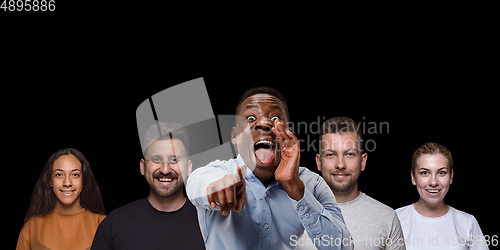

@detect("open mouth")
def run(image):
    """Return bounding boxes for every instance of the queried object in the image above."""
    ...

[254,139,276,165]
[61,190,75,195]
[426,189,441,195]
[158,178,173,182]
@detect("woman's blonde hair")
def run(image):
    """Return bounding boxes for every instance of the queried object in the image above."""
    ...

[411,142,453,174]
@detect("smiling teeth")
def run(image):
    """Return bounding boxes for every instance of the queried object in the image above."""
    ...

[62,191,73,194]
[255,140,273,146]
[427,190,440,193]
[158,178,173,182]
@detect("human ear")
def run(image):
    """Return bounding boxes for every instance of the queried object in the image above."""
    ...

[360,153,368,171]
[140,159,145,176]
[231,127,237,144]
[411,171,416,185]
[316,154,322,171]
[187,160,192,176]
[450,169,454,184]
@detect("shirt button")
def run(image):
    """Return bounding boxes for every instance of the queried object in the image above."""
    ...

[305,213,310,218]
[299,206,304,211]
[264,224,269,229]
[263,193,267,198]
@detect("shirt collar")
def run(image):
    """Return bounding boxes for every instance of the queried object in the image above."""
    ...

[236,154,255,179]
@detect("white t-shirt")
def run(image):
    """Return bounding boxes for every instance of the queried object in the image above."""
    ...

[395,204,489,250]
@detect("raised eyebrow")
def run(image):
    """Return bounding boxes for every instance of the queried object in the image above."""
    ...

[437,167,449,172]
[270,104,282,110]
[245,104,259,110]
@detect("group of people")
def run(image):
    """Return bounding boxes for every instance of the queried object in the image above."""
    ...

[17,87,488,250]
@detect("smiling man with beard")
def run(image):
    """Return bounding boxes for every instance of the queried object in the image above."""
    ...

[187,87,352,250]
[91,122,205,250]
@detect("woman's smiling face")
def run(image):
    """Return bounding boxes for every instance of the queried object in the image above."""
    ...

[51,154,83,208]
[412,154,453,205]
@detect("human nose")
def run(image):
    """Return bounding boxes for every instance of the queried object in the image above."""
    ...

[254,117,273,132]
[335,156,347,170]
[159,162,172,175]
[429,174,438,187]
[63,175,72,187]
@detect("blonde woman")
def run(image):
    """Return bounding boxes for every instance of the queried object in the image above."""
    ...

[396,142,488,250]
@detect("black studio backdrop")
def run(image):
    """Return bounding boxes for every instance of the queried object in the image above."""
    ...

[11,72,495,247]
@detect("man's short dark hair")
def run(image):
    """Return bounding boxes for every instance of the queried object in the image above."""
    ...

[319,117,364,152]
[235,87,289,120]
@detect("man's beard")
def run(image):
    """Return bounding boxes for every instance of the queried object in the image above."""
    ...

[327,169,360,195]
[146,173,184,198]
[328,177,357,195]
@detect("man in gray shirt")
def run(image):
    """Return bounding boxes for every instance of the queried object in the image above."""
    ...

[313,117,406,250]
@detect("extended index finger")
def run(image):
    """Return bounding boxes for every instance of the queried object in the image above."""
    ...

[236,165,246,184]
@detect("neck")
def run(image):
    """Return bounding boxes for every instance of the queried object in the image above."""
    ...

[54,198,84,215]
[257,175,275,187]
[333,186,360,203]
[148,191,186,212]
[414,198,449,217]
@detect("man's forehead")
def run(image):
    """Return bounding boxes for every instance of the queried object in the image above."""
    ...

[145,139,186,155]
[321,132,358,141]
[242,94,284,109]
[320,133,360,150]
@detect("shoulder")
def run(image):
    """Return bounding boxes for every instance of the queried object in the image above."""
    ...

[22,213,50,229]
[106,198,148,219]
[298,167,326,189]
[449,206,475,219]
[449,206,480,226]
[361,193,398,216]
[20,216,36,233]
[298,167,321,181]
[83,209,106,223]
[395,204,414,217]
[192,158,238,175]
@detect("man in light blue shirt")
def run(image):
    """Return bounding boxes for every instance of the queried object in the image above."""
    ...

[187,87,352,250]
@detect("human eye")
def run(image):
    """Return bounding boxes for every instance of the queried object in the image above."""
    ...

[55,173,63,178]
[270,115,280,122]
[149,157,162,163]
[420,171,428,176]
[169,157,178,164]
[246,115,256,122]
[72,173,81,178]
[346,152,355,157]
[438,171,447,176]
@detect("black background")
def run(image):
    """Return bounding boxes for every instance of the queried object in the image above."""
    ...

[9,67,496,247]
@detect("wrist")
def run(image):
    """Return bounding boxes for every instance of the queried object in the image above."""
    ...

[282,179,304,201]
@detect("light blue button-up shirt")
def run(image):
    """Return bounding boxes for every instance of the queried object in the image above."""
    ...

[187,155,352,250]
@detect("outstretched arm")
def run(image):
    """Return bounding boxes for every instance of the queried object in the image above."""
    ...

[187,163,246,216]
